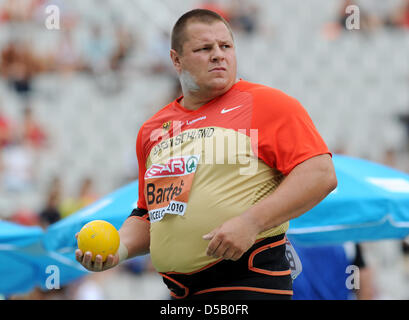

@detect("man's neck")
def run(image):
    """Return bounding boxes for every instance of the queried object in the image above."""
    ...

[179,92,217,111]
[180,79,239,111]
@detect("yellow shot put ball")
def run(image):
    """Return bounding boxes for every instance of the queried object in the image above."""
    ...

[77,220,120,262]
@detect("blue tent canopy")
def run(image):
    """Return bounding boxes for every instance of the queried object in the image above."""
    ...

[0,221,87,296]
[288,154,409,245]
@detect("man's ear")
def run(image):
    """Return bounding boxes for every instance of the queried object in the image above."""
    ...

[170,49,182,74]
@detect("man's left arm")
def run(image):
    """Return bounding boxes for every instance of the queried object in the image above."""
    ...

[204,153,337,261]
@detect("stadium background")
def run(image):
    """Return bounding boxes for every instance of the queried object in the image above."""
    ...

[1,0,409,299]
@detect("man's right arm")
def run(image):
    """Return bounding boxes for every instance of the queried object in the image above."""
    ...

[119,211,150,259]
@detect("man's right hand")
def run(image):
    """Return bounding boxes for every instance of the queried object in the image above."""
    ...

[75,249,120,272]
[74,215,148,272]
[75,233,123,272]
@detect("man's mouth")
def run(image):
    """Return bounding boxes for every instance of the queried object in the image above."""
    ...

[209,67,226,72]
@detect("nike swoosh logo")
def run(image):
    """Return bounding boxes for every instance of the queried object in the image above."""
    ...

[221,105,242,114]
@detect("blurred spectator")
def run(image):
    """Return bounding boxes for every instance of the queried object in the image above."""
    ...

[398,112,409,153]
[1,41,22,81]
[402,238,409,278]
[0,104,12,149]
[60,177,98,218]
[81,24,115,75]
[386,0,409,29]
[9,208,39,226]
[20,106,48,149]
[382,148,398,168]
[0,0,36,23]
[227,0,259,35]
[110,24,134,73]
[0,40,41,99]
[52,30,84,75]
[146,30,174,76]
[78,177,98,206]
[1,134,35,193]
[38,176,62,229]
[197,0,230,21]
[355,0,404,26]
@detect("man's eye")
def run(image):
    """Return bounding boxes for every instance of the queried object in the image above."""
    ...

[194,47,209,52]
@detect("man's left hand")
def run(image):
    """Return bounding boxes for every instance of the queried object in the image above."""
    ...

[203,215,259,261]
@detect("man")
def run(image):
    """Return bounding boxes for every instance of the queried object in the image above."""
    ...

[76,9,337,300]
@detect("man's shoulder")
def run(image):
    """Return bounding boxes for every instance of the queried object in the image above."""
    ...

[237,80,296,102]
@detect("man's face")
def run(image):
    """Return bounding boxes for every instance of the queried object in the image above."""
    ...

[171,21,237,96]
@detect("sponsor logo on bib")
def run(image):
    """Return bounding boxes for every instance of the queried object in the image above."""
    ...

[145,155,200,223]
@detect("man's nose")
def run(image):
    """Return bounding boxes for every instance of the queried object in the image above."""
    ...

[211,45,225,62]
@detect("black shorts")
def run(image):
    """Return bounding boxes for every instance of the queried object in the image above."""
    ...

[160,233,293,300]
